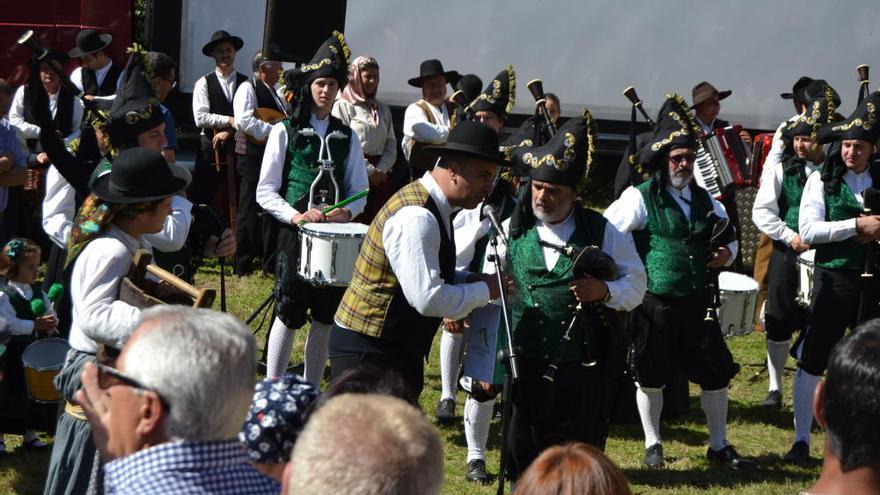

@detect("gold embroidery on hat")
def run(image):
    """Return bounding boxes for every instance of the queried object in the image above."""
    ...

[124,97,160,125]
[301,58,332,73]
[832,102,878,132]
[650,112,690,151]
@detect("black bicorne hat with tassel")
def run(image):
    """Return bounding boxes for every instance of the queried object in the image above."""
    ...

[816,90,880,145]
[107,45,165,150]
[467,65,516,122]
[635,93,701,173]
[281,32,350,124]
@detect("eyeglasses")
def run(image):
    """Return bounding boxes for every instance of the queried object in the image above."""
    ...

[668,153,696,165]
[97,364,170,410]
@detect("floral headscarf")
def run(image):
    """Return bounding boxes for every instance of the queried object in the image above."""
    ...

[65,193,158,267]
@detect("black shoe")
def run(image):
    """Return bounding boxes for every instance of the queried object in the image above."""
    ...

[434,398,455,425]
[707,445,757,471]
[466,459,490,484]
[644,443,664,468]
[761,390,782,408]
[783,441,811,464]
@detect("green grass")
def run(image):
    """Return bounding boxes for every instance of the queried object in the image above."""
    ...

[0,260,821,494]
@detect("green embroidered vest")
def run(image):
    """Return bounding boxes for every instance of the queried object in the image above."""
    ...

[816,181,864,271]
[778,160,809,232]
[508,208,607,363]
[633,180,713,297]
[280,118,350,211]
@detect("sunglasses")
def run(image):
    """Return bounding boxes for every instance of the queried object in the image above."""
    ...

[668,153,696,165]
[97,364,170,410]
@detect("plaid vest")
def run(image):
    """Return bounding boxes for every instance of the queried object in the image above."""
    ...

[335,181,456,357]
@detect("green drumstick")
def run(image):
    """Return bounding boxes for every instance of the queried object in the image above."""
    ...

[298,190,370,225]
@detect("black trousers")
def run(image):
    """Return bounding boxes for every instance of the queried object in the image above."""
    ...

[507,356,610,481]
[765,242,807,342]
[796,266,880,375]
[630,293,739,391]
[328,324,425,405]
[233,152,264,275]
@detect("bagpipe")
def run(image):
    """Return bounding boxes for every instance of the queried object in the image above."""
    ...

[537,242,619,383]
[526,79,557,145]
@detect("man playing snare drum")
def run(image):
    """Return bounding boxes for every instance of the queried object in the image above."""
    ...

[751,81,834,410]
[256,33,368,385]
[605,94,751,471]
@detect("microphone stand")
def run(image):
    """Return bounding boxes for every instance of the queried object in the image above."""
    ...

[487,230,518,495]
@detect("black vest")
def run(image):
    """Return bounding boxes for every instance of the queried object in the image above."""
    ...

[244,78,286,157]
[204,71,247,120]
[81,63,123,96]
[383,198,456,358]
[23,86,75,149]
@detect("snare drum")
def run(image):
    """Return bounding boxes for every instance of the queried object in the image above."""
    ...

[298,222,368,286]
[717,271,760,337]
[796,250,816,308]
[21,338,70,403]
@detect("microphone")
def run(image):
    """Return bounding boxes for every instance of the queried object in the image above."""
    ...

[482,204,509,246]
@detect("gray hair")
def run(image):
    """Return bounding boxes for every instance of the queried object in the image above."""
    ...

[288,394,444,495]
[123,306,256,441]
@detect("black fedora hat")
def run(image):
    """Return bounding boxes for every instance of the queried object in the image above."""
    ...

[202,30,244,57]
[423,121,504,163]
[68,29,112,58]
[780,76,814,102]
[408,59,459,88]
[690,81,732,109]
[92,148,191,204]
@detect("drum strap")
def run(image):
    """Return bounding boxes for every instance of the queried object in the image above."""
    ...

[64,401,88,421]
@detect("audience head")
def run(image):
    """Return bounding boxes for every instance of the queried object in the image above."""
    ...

[513,442,632,495]
[816,319,880,472]
[240,373,318,481]
[285,394,444,495]
[252,50,282,87]
[429,121,502,210]
[0,238,41,284]
[92,306,257,459]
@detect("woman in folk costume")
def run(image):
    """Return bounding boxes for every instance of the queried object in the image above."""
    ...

[256,32,369,384]
[332,55,397,224]
[43,148,190,495]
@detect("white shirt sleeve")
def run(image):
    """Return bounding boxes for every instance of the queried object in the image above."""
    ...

[403,103,449,144]
[71,240,141,349]
[799,171,858,244]
[0,292,33,335]
[69,67,84,93]
[42,166,75,248]
[752,163,797,244]
[9,86,40,139]
[234,82,274,141]
[377,105,398,173]
[383,206,491,319]
[257,123,298,224]
[603,186,648,233]
[192,76,232,129]
[142,195,193,252]
[453,207,491,271]
[601,223,647,312]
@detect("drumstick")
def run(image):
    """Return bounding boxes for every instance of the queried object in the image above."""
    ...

[297,190,369,226]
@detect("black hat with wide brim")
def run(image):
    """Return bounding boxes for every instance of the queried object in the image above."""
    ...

[92,147,191,204]
[68,29,112,58]
[422,120,504,163]
[780,76,814,101]
[201,30,244,57]
[408,59,459,88]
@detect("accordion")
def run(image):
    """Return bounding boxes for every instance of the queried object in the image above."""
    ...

[693,125,753,198]
[749,132,775,184]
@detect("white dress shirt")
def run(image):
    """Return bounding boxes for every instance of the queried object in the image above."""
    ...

[256,113,369,223]
[752,158,817,245]
[143,195,194,252]
[70,62,122,98]
[9,85,83,147]
[488,209,647,312]
[332,98,397,173]
[0,281,54,336]
[401,100,449,161]
[69,226,146,353]
[761,115,800,177]
[799,168,873,245]
[42,165,76,248]
[605,183,739,263]
[233,79,287,142]
[192,68,239,130]
[453,205,491,271]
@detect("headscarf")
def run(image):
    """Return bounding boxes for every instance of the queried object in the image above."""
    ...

[65,193,158,267]
[340,55,380,126]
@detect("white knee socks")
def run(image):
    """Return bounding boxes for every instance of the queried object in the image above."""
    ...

[792,369,821,445]
[636,386,664,448]
[439,330,463,401]
[701,387,730,452]
[464,396,495,462]
[304,321,332,386]
[767,339,791,393]
[266,316,295,378]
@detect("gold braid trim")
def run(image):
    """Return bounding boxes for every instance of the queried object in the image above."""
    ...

[332,31,350,65]
[649,93,699,152]
[505,64,516,117]
[577,108,597,195]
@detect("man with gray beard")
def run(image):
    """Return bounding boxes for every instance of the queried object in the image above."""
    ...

[605,94,751,471]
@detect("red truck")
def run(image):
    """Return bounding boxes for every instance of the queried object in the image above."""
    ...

[0,0,131,86]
